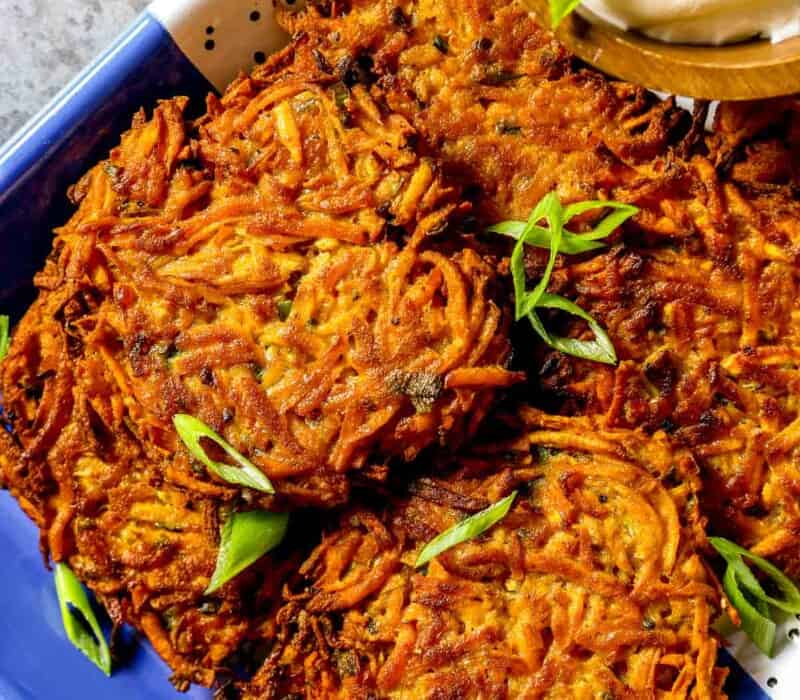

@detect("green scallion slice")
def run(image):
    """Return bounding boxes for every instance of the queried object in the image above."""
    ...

[173,414,274,493]
[709,536,800,656]
[489,200,637,254]
[0,315,9,361]
[722,564,777,657]
[492,193,635,365]
[512,193,565,320]
[487,220,606,255]
[206,510,289,594]
[54,563,112,676]
[529,293,617,365]
[549,0,583,28]
[710,537,800,614]
[415,492,517,568]
[277,299,292,321]
[562,200,640,240]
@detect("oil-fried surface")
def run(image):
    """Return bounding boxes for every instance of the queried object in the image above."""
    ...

[0,39,517,508]
[2,1,798,695]
[242,410,725,699]
[0,412,296,690]
[277,0,800,577]
[0,39,516,687]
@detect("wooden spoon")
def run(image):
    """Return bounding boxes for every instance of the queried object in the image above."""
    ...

[524,0,800,100]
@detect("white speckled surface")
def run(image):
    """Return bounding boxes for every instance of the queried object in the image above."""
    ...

[0,0,149,145]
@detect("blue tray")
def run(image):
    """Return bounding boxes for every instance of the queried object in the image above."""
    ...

[0,1,781,697]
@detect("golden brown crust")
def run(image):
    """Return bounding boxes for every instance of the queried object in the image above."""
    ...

[0,39,516,687]
[277,0,800,577]
[242,410,725,699]
[1,39,516,505]
[1,1,797,694]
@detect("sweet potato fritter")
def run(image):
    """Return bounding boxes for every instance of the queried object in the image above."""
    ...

[1,39,517,509]
[2,1,798,695]
[0,38,517,688]
[277,0,800,576]
[0,414,297,690]
[242,409,725,700]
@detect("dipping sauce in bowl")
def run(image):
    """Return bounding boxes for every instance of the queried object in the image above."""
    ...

[580,0,800,45]
[525,0,800,99]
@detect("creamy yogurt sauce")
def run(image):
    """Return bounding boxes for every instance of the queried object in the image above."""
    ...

[579,0,800,45]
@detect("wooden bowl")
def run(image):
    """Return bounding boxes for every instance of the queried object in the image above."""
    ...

[524,0,800,100]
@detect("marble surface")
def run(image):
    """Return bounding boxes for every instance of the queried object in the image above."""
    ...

[0,0,149,145]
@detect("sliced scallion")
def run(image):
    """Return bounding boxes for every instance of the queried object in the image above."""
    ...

[0,315,9,361]
[512,192,565,320]
[206,510,289,594]
[492,192,636,365]
[415,492,517,568]
[562,200,640,240]
[722,564,776,657]
[277,299,292,321]
[710,537,800,614]
[529,293,617,365]
[173,414,274,493]
[488,200,637,254]
[549,0,583,28]
[487,220,606,255]
[710,536,800,657]
[54,563,112,676]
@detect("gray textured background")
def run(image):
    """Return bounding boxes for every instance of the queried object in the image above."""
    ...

[0,0,149,145]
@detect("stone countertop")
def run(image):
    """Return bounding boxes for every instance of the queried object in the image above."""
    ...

[0,0,149,145]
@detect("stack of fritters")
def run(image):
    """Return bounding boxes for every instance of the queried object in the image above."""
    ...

[3,0,799,696]
[0,39,517,690]
[277,0,800,576]
[242,409,725,699]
